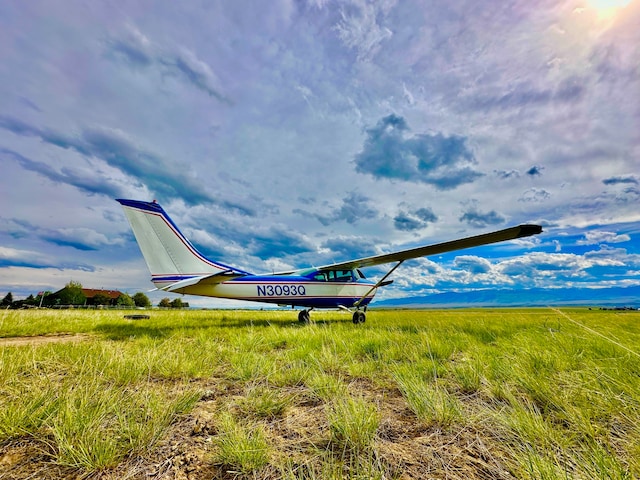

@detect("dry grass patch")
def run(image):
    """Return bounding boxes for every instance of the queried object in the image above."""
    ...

[0,333,91,347]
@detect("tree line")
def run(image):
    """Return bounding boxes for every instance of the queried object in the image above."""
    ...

[1,281,188,309]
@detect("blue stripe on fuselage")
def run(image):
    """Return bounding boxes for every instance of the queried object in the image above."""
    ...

[232,295,374,309]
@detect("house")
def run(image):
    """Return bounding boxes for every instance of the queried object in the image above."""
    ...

[46,287,124,306]
[81,289,124,306]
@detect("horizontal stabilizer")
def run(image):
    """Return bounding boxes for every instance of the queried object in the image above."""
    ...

[160,272,244,292]
[161,276,211,292]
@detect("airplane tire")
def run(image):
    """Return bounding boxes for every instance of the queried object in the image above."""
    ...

[352,311,366,324]
[298,310,310,323]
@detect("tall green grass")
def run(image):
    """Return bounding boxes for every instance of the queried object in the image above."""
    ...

[326,396,380,455]
[393,367,463,429]
[1,308,638,478]
[212,411,271,474]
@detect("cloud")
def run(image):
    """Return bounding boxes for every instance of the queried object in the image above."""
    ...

[498,253,579,279]
[0,246,94,271]
[394,207,438,231]
[578,230,631,245]
[43,227,122,251]
[495,169,520,179]
[612,186,640,204]
[1,148,129,199]
[354,114,483,190]
[80,126,215,204]
[466,78,585,111]
[459,202,505,228]
[393,213,424,232]
[496,246,640,284]
[332,191,379,224]
[246,225,316,259]
[105,25,230,103]
[18,96,42,113]
[0,116,253,213]
[602,175,639,186]
[106,25,153,66]
[2,218,123,251]
[526,165,544,177]
[583,246,640,267]
[320,236,380,261]
[388,239,640,294]
[334,0,394,62]
[296,191,379,226]
[518,188,551,203]
[454,255,491,274]
[176,205,318,267]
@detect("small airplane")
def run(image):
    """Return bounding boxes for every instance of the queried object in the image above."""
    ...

[117,199,542,323]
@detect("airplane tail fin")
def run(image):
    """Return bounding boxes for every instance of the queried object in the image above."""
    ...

[117,199,250,289]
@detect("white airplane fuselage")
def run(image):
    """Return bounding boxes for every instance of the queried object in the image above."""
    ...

[152,273,376,309]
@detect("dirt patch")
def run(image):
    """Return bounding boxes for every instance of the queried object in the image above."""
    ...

[0,333,91,347]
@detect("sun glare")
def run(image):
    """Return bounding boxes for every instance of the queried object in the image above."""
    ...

[587,0,632,17]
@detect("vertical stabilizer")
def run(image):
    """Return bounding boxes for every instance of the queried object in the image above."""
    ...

[117,199,248,283]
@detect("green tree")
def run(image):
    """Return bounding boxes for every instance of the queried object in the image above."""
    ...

[133,292,151,308]
[92,293,112,306]
[24,294,37,306]
[158,298,172,308]
[58,281,86,306]
[1,292,13,307]
[116,293,135,307]
[170,298,184,309]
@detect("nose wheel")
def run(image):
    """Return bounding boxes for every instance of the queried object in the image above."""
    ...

[352,310,366,324]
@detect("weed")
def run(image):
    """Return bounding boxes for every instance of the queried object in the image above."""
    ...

[237,383,294,419]
[326,396,380,455]
[306,371,349,402]
[393,368,462,429]
[212,411,270,474]
[450,354,484,394]
[0,386,60,439]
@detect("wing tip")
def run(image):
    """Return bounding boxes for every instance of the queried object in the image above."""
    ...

[518,224,543,237]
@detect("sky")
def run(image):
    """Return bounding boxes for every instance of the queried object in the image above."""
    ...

[1,0,639,307]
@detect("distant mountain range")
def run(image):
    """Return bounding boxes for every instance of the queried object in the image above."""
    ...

[375,285,640,308]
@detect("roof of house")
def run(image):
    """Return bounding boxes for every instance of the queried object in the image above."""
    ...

[81,289,123,299]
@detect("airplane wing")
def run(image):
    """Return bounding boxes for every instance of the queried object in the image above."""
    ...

[310,224,542,272]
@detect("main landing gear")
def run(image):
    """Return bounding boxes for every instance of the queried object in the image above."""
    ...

[298,309,311,323]
[352,310,366,324]
[297,308,366,324]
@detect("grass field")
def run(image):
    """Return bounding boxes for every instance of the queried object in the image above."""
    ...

[0,307,639,479]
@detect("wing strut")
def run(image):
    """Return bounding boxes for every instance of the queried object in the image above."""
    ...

[354,260,404,308]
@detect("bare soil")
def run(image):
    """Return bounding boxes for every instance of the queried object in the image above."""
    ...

[0,334,91,347]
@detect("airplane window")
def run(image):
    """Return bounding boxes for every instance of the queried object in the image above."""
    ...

[356,269,366,279]
[316,270,355,282]
[340,270,353,281]
[330,270,354,282]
